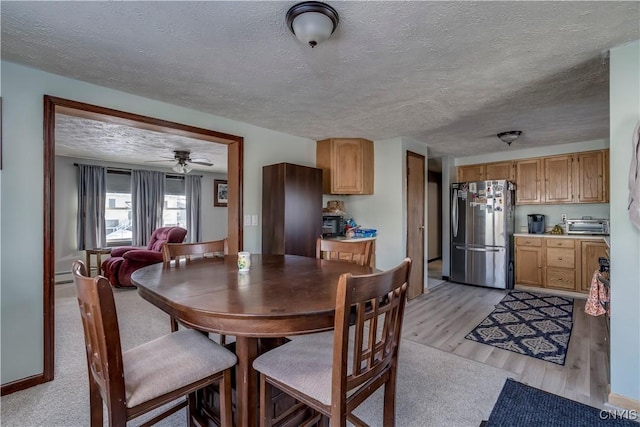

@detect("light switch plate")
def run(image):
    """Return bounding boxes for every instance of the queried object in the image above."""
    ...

[251,215,258,226]
[244,215,251,227]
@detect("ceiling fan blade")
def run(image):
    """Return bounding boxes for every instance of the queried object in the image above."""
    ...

[190,160,214,166]
[144,158,175,163]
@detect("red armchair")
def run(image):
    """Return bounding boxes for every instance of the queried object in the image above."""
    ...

[102,226,187,288]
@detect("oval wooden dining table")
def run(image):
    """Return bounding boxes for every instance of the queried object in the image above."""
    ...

[131,253,373,427]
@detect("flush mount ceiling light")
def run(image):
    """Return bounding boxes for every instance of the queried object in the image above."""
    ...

[286,1,339,48]
[497,130,522,146]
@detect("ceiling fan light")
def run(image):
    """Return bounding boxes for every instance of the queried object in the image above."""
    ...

[172,162,192,174]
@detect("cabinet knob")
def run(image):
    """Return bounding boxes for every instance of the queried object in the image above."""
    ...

[558,278,563,281]
[558,257,563,260]
[525,240,531,244]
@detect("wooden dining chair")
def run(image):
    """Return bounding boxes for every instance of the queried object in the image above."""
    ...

[72,260,236,427]
[162,238,228,263]
[253,258,412,427]
[162,239,229,342]
[316,237,373,266]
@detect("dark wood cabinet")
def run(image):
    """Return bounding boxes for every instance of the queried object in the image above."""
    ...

[262,163,323,258]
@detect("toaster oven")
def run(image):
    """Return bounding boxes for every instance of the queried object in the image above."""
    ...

[566,218,609,235]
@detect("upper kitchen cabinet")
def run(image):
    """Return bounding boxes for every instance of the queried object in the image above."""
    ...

[316,138,374,195]
[485,161,515,181]
[456,161,513,182]
[456,164,485,182]
[575,150,609,203]
[515,159,543,204]
[544,154,573,203]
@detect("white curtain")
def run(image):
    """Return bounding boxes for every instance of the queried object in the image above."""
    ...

[132,170,165,246]
[76,164,107,250]
[185,174,202,243]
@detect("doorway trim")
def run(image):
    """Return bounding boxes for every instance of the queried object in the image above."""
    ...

[0,95,244,395]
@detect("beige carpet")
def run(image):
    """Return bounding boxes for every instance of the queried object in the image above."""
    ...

[1,283,514,426]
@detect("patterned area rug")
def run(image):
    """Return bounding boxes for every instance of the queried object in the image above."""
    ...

[465,291,574,365]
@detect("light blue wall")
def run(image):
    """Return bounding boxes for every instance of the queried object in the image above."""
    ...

[0,61,314,384]
[609,40,640,404]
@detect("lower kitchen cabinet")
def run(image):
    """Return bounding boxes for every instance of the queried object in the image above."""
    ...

[544,239,577,291]
[580,240,608,292]
[515,237,544,287]
[514,235,608,293]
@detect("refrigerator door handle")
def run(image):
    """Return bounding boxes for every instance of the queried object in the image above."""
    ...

[455,246,503,253]
[452,189,459,238]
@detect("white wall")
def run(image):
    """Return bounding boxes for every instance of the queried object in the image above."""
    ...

[344,137,429,287]
[54,155,228,274]
[0,61,314,384]
[609,40,640,404]
[347,138,404,271]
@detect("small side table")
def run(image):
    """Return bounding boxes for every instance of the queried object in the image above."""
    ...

[85,248,112,277]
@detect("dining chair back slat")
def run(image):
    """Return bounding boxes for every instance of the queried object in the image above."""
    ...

[161,239,230,341]
[162,239,228,263]
[316,238,373,266]
[253,257,411,427]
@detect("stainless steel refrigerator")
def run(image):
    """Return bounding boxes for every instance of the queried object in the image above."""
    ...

[450,180,515,289]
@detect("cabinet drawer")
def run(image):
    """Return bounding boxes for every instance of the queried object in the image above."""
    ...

[515,237,542,247]
[546,267,576,290]
[545,238,575,248]
[546,248,575,268]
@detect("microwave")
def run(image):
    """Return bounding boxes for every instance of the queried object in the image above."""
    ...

[322,215,345,237]
[566,218,609,235]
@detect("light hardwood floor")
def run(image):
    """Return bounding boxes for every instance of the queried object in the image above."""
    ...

[402,281,610,409]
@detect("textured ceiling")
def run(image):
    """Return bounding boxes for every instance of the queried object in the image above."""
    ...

[2,1,639,162]
[55,114,228,173]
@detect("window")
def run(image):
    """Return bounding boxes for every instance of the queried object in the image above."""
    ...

[104,171,186,245]
[163,194,186,227]
[163,176,186,228]
[105,171,133,245]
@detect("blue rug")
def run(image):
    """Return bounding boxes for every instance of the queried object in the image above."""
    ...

[465,291,574,365]
[485,379,638,426]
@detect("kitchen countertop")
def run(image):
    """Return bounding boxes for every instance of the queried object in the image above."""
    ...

[514,233,608,240]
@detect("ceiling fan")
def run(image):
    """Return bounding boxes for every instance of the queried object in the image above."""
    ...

[146,150,213,173]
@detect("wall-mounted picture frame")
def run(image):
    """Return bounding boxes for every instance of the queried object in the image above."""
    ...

[214,179,228,207]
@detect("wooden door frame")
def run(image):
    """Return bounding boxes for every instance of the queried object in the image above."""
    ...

[406,150,426,299]
[1,95,244,395]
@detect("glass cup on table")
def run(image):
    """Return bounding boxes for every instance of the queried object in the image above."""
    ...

[237,251,251,272]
